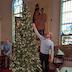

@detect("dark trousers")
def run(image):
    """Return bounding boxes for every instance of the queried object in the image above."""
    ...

[0,55,10,69]
[40,52,49,72]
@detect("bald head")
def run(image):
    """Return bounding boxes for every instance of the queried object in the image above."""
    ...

[44,32,52,39]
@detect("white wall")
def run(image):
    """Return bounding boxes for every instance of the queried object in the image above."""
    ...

[0,18,1,42]
[50,0,60,45]
[0,0,12,41]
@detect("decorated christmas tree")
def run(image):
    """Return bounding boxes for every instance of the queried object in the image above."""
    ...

[11,2,41,72]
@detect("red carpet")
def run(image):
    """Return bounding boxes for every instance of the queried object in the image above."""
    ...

[0,69,12,72]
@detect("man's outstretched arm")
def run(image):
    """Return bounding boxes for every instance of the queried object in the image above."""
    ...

[32,23,43,39]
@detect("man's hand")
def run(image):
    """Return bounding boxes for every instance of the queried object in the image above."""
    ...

[48,55,53,63]
[32,23,35,28]
[50,57,53,63]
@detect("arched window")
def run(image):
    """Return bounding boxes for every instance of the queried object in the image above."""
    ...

[12,0,23,42]
[60,0,72,45]
[13,0,23,17]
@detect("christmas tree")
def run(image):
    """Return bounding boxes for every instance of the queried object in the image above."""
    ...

[10,2,41,72]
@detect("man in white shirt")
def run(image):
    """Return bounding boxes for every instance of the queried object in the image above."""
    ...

[1,40,12,57]
[32,23,54,72]
[1,40,12,68]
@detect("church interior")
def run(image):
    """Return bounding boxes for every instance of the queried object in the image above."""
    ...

[0,0,72,72]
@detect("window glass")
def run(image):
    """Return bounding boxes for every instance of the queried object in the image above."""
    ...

[61,0,72,45]
[13,0,23,17]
